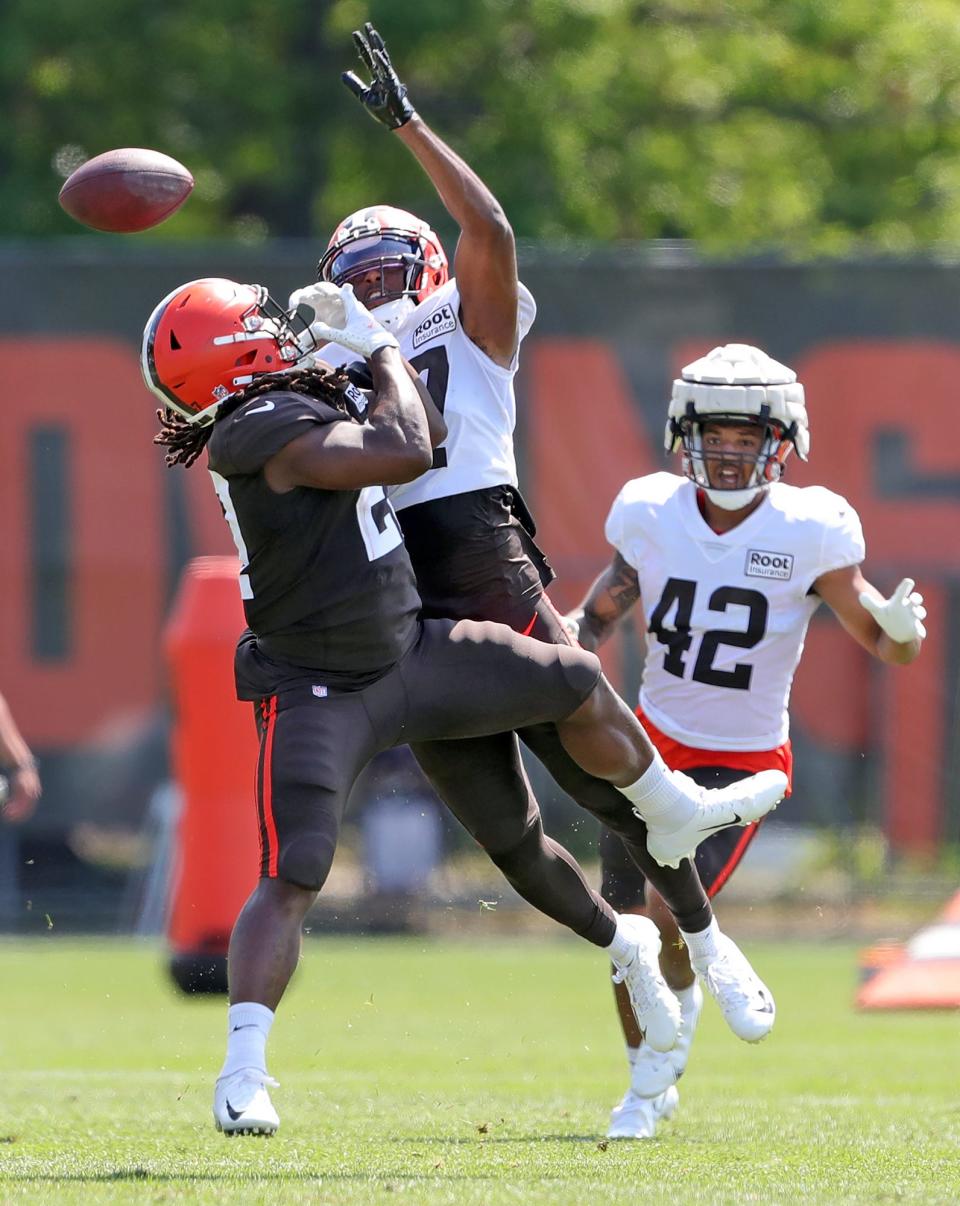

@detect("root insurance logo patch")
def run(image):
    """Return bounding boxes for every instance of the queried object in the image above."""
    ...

[745,549,794,580]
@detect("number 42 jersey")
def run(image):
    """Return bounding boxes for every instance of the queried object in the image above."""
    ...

[606,473,865,752]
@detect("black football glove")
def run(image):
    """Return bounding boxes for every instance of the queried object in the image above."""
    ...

[342,23,416,130]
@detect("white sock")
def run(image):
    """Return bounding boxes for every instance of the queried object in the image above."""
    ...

[617,755,698,832]
[219,1002,275,1080]
[675,983,700,1016]
[679,919,720,972]
[605,913,639,965]
[626,1043,641,1068]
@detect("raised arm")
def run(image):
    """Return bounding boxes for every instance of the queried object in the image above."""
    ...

[565,553,642,652]
[267,284,432,491]
[266,347,432,492]
[342,23,519,366]
[338,352,448,451]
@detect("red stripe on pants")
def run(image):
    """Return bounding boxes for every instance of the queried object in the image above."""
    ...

[707,822,759,898]
[260,696,280,878]
[520,611,538,637]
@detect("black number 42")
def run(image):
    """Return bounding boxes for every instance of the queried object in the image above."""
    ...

[647,578,768,690]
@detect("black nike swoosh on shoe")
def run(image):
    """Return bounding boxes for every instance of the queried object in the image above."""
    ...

[698,813,742,834]
[225,1101,244,1121]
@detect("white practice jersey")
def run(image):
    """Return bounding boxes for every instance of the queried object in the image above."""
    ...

[317,277,536,511]
[605,474,865,751]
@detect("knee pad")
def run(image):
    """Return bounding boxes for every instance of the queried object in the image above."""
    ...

[278,830,338,892]
[557,645,602,705]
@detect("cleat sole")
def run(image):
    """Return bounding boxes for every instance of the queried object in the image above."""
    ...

[215,1120,277,1137]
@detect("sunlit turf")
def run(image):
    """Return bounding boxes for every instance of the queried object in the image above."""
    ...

[1,935,958,1204]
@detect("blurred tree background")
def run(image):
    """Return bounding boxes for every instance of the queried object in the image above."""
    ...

[5,0,960,254]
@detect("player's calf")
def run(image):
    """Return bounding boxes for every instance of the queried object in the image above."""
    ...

[555,675,654,783]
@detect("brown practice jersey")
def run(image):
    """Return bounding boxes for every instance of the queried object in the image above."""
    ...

[206,388,421,689]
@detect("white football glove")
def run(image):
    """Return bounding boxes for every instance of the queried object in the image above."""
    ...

[859,577,927,644]
[289,282,398,359]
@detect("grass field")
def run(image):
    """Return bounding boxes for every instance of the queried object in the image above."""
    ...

[1,936,958,1205]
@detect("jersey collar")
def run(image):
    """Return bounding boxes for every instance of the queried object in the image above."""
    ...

[680,479,770,549]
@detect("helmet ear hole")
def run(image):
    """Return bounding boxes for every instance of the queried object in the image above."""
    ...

[142,277,293,424]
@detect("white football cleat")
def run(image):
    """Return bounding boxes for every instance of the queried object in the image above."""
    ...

[631,981,703,1098]
[694,933,775,1042]
[645,769,787,869]
[213,1069,280,1136]
[607,1085,679,1140]
[611,914,681,1053]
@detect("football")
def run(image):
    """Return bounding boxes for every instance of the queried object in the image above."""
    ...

[58,147,194,233]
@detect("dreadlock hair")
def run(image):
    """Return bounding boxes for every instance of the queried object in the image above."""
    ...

[154,366,353,469]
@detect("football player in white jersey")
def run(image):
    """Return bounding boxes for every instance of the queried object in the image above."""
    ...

[288,23,789,1085]
[565,343,926,1139]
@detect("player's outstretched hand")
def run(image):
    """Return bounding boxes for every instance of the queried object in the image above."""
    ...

[1,762,40,825]
[291,282,398,360]
[859,577,927,644]
[342,23,416,130]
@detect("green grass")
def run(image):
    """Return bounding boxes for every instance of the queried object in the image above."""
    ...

[1,936,958,1204]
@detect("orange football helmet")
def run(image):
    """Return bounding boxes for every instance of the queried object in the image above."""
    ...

[141,278,307,425]
[317,205,448,328]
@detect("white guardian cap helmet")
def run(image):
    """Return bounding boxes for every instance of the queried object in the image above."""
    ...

[665,343,810,510]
